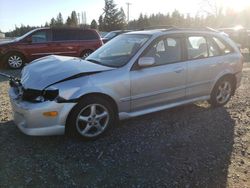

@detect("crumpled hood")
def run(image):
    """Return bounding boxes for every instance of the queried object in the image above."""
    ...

[21,55,114,90]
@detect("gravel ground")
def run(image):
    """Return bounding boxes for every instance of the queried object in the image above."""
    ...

[0,64,249,187]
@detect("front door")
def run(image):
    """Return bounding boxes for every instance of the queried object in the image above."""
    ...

[130,36,187,112]
[22,29,53,60]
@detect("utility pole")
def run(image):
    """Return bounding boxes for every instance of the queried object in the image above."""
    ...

[126,2,131,23]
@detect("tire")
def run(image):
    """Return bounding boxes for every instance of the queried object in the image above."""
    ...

[5,52,25,69]
[66,96,116,140]
[81,50,93,59]
[209,77,234,107]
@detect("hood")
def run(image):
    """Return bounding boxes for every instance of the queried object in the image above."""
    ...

[21,55,114,90]
[0,40,15,46]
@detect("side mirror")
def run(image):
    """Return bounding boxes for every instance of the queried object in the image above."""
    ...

[138,57,155,67]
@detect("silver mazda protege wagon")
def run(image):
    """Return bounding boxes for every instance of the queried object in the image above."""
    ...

[9,27,243,140]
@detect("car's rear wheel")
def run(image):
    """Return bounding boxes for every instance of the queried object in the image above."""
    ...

[5,53,25,69]
[209,77,234,107]
[66,96,115,140]
[81,50,93,59]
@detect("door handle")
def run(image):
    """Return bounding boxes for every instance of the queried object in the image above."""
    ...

[174,68,184,73]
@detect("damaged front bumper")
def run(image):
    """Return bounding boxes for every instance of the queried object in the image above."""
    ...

[9,88,76,136]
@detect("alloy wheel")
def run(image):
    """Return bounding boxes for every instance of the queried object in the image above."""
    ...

[8,55,23,68]
[216,81,232,104]
[76,104,110,138]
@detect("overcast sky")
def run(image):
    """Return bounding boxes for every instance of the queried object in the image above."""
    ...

[0,0,249,32]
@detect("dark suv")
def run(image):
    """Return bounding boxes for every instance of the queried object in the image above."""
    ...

[0,27,103,69]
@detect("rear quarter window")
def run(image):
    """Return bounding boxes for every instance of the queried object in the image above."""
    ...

[212,37,234,54]
[79,30,99,40]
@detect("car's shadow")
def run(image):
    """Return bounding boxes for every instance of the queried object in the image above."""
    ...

[0,103,235,187]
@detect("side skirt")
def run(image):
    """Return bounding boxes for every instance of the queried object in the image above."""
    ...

[118,95,210,120]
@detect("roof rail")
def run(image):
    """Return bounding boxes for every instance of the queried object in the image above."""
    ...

[136,26,219,32]
[171,26,219,32]
[137,25,176,31]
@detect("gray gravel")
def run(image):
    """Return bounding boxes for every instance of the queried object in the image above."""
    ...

[0,64,249,187]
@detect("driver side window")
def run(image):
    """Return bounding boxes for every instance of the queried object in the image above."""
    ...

[31,31,48,43]
[145,37,182,66]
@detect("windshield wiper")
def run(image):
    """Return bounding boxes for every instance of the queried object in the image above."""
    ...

[86,59,101,65]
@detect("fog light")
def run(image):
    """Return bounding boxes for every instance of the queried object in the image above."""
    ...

[43,111,58,117]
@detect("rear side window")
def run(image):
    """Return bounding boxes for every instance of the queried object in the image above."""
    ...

[79,30,98,40]
[53,30,78,41]
[187,36,208,59]
[53,29,98,41]
[212,37,233,54]
[207,38,220,57]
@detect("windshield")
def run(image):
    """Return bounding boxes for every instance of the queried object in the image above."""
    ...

[104,32,117,39]
[14,29,38,41]
[86,34,151,68]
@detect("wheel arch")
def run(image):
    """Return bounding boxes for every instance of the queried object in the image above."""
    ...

[211,73,237,95]
[66,92,119,127]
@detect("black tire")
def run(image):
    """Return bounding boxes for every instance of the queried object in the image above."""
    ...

[209,77,234,107]
[5,52,25,69]
[81,50,93,59]
[66,96,116,140]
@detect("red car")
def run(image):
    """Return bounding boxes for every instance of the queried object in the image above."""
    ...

[0,27,103,69]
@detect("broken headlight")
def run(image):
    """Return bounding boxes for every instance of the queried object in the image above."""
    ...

[22,88,59,103]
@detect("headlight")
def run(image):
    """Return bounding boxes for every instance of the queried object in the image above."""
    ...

[22,88,59,103]
[34,96,45,102]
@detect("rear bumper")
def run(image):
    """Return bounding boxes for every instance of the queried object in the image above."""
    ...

[9,88,76,136]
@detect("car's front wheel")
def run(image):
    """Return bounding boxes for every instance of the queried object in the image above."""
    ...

[209,77,234,107]
[5,53,25,69]
[66,96,115,140]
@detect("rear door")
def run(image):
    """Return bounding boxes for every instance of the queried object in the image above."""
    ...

[185,35,224,99]
[130,35,187,112]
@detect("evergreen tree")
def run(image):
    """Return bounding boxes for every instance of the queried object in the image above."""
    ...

[50,18,56,27]
[102,0,122,31]
[90,19,98,29]
[44,22,49,27]
[55,12,64,26]
[66,16,72,26]
[70,11,78,26]
[98,15,104,31]
[117,7,126,29]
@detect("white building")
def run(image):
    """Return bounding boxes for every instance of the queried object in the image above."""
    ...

[0,32,5,38]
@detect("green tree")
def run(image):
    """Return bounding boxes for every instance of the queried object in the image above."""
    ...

[70,11,78,26]
[44,22,49,27]
[102,0,123,31]
[117,7,126,29]
[90,19,98,29]
[55,12,64,26]
[66,16,72,26]
[50,18,56,27]
[98,15,104,31]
